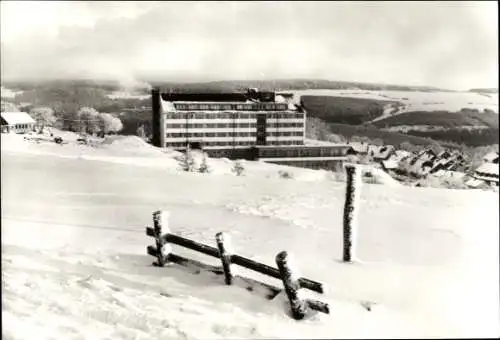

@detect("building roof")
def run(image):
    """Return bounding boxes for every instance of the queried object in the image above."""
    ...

[432,170,466,179]
[1,111,36,125]
[394,150,411,158]
[483,152,499,163]
[465,177,486,188]
[161,93,249,102]
[475,162,499,178]
[367,144,395,159]
[381,159,398,169]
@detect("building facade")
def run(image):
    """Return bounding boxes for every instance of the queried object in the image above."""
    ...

[152,88,305,149]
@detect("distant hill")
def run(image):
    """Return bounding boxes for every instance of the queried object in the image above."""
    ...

[469,88,498,94]
[148,79,451,93]
[372,110,499,129]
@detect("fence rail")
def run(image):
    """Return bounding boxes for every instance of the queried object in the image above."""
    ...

[146,210,329,319]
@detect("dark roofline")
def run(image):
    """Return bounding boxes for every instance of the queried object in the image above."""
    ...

[161,93,249,102]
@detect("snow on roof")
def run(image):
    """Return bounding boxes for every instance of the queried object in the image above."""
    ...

[381,160,398,169]
[433,170,466,179]
[367,144,395,159]
[160,100,176,112]
[483,152,499,163]
[1,111,36,125]
[475,162,499,177]
[348,142,369,153]
[275,95,286,103]
[395,150,411,158]
[466,177,486,188]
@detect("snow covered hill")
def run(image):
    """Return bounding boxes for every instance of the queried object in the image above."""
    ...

[289,89,499,121]
[2,133,499,339]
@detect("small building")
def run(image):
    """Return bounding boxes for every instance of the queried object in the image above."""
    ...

[473,162,499,186]
[1,111,36,134]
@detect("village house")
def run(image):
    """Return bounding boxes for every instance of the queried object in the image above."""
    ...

[471,162,499,187]
[1,111,36,134]
[381,149,410,171]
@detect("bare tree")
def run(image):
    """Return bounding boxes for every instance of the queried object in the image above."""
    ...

[29,107,57,133]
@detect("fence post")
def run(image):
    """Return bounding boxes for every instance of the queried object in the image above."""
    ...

[276,251,307,320]
[216,232,234,285]
[152,210,172,267]
[343,164,362,262]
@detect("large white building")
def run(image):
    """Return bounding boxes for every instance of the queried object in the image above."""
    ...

[152,89,305,149]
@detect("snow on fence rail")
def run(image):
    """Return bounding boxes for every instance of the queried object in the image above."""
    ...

[146,210,329,320]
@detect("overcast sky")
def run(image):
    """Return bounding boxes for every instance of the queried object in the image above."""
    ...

[1,1,497,90]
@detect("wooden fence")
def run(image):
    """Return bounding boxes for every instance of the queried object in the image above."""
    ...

[146,163,363,320]
[146,210,329,320]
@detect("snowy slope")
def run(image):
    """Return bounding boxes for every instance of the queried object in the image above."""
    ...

[290,89,499,120]
[2,135,500,339]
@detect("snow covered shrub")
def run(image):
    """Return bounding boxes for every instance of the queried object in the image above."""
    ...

[417,175,468,190]
[232,161,245,176]
[180,145,196,172]
[30,107,57,133]
[198,153,211,173]
[330,170,347,182]
[278,170,294,179]
[362,169,378,184]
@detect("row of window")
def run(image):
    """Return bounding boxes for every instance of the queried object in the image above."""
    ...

[14,123,33,129]
[174,103,289,111]
[165,112,303,120]
[166,131,303,138]
[166,122,304,129]
[166,140,303,149]
[258,147,346,158]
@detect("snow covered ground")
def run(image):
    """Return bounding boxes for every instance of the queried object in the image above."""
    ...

[2,132,499,339]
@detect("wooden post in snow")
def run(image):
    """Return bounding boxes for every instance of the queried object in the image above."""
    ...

[342,164,362,263]
[276,251,307,320]
[147,210,172,267]
[216,232,234,285]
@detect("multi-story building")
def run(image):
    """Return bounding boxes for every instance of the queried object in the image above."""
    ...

[151,88,351,171]
[152,88,305,149]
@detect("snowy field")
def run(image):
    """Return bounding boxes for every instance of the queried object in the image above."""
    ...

[289,89,499,118]
[2,133,499,339]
